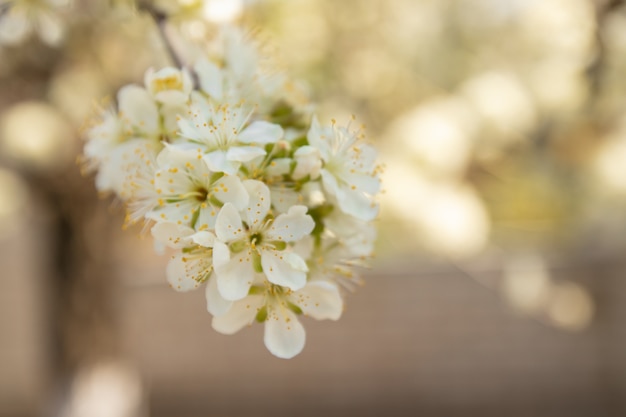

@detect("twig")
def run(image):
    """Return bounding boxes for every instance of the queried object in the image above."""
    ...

[0,1,13,17]
[138,2,184,68]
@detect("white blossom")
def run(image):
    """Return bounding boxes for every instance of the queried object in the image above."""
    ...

[307,116,381,221]
[0,0,69,46]
[82,27,380,359]
[172,94,283,175]
[212,180,314,300]
[210,279,343,359]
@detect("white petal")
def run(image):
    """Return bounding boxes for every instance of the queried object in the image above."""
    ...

[146,200,197,226]
[293,146,321,180]
[243,180,271,228]
[343,171,380,195]
[266,205,314,242]
[155,90,188,107]
[0,9,31,45]
[36,10,64,46]
[195,57,224,101]
[177,117,206,143]
[212,174,249,210]
[264,308,306,359]
[226,145,266,162]
[203,150,239,174]
[214,203,245,243]
[238,121,283,144]
[293,281,343,320]
[212,241,230,269]
[212,295,264,335]
[151,222,195,248]
[261,250,307,291]
[118,85,159,136]
[306,116,331,161]
[196,206,218,231]
[320,169,340,197]
[166,253,205,292]
[192,231,215,247]
[213,242,255,301]
[269,186,299,214]
[205,274,232,317]
[265,158,292,177]
[291,235,314,260]
[338,187,379,221]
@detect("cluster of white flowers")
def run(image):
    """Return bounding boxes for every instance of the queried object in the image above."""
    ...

[82,27,381,359]
[0,0,70,46]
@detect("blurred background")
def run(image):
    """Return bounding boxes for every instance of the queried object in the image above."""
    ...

[2,0,626,416]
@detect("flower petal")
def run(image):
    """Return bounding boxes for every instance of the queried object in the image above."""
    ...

[212,295,264,335]
[238,121,283,144]
[192,231,216,247]
[214,244,255,301]
[269,186,299,214]
[261,250,307,291]
[205,274,233,317]
[118,85,159,137]
[243,180,271,228]
[338,187,379,221]
[213,174,249,210]
[203,150,238,174]
[266,205,314,242]
[151,222,195,248]
[293,281,343,320]
[195,57,224,101]
[343,171,381,195]
[306,116,331,161]
[166,253,207,292]
[36,10,64,46]
[226,145,266,163]
[264,308,306,359]
[0,8,31,45]
[214,203,245,243]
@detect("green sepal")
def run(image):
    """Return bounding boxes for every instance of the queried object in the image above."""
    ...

[190,207,200,228]
[208,194,224,208]
[248,286,265,295]
[287,302,303,315]
[290,135,308,149]
[230,240,248,253]
[252,250,263,273]
[209,172,225,183]
[270,240,287,251]
[255,306,268,322]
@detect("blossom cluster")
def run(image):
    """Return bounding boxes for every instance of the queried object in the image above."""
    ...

[82,27,380,359]
[0,0,70,46]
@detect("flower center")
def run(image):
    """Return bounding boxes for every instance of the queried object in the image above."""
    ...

[152,76,183,93]
[194,186,209,202]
